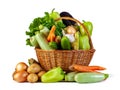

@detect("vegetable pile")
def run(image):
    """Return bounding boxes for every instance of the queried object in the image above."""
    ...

[12,9,109,83]
[26,9,93,50]
[13,58,46,83]
[12,58,109,83]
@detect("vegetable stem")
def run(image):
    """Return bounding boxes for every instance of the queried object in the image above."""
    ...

[35,32,53,50]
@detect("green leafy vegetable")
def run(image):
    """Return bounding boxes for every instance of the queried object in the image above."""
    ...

[26,9,65,46]
[55,21,65,37]
[26,38,32,46]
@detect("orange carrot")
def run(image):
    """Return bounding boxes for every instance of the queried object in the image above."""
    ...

[86,65,106,71]
[69,64,106,72]
[47,25,56,42]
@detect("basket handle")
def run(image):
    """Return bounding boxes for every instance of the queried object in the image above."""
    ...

[55,17,94,49]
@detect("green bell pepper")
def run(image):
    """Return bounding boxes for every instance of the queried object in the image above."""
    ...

[61,36,71,50]
[50,9,61,20]
[48,41,58,50]
[79,35,90,50]
[80,20,93,36]
[41,67,65,83]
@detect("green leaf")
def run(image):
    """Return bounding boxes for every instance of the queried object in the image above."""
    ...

[25,10,65,47]
[26,38,32,46]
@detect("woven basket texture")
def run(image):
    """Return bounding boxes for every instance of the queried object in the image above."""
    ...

[35,49,95,71]
[35,17,95,71]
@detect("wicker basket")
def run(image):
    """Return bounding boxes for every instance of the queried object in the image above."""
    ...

[35,17,95,71]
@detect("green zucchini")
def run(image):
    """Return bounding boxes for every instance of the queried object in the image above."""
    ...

[74,72,109,83]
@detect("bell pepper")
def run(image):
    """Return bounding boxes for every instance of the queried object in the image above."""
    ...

[80,20,93,36]
[41,67,65,83]
[48,41,58,50]
[50,9,61,20]
[79,35,90,50]
[61,36,71,50]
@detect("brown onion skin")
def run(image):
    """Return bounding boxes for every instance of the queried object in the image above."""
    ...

[13,70,28,82]
[66,26,76,34]
[15,62,28,72]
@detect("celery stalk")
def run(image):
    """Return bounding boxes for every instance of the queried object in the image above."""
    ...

[30,36,39,47]
[35,32,53,50]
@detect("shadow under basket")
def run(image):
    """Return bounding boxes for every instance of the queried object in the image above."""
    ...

[35,17,96,71]
[35,48,95,71]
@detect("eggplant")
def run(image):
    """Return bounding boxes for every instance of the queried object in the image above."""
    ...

[60,12,76,26]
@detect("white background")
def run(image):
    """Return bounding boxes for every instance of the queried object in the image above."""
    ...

[0,0,120,90]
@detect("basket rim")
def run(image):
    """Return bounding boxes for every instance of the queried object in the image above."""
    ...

[35,48,96,52]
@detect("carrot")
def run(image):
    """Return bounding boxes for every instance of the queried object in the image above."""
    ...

[47,25,56,42]
[69,64,106,72]
[86,65,106,71]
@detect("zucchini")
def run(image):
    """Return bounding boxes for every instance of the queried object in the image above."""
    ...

[74,72,109,83]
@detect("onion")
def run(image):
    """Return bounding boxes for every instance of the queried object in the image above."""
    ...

[65,34,75,42]
[66,26,76,34]
[13,70,28,82]
[15,62,28,72]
